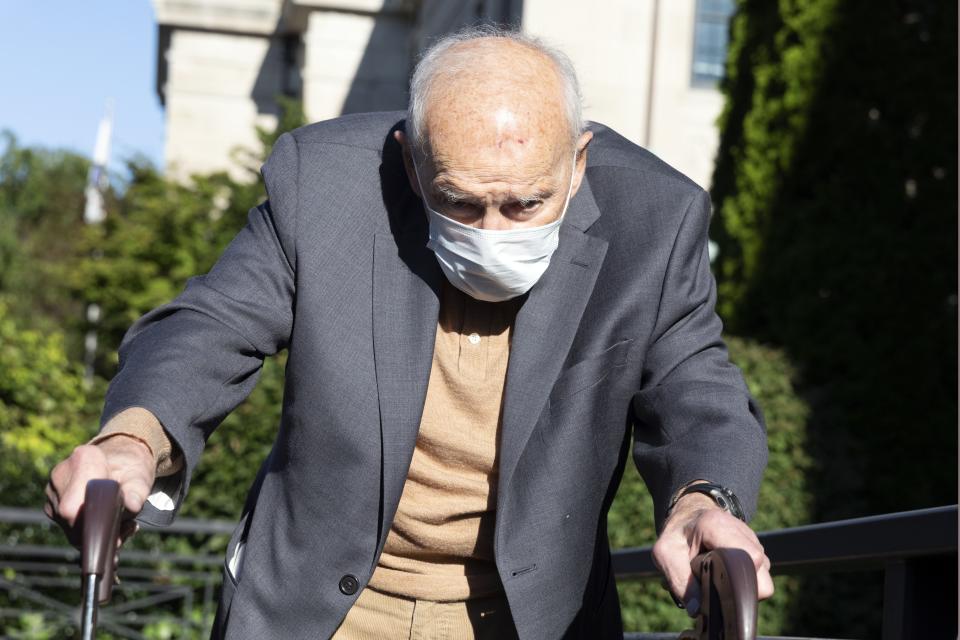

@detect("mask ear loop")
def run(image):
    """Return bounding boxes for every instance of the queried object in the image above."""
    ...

[559,149,579,221]
[410,149,432,209]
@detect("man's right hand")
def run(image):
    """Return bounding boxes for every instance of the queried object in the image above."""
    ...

[44,435,156,548]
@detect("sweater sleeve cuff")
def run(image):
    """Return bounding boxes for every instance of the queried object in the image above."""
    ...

[88,406,185,477]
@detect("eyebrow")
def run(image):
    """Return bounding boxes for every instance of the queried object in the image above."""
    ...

[434,183,477,203]
[433,182,555,206]
[517,190,554,206]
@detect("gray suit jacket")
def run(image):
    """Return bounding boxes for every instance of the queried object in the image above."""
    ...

[100,111,767,639]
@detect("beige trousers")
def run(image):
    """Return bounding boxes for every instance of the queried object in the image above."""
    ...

[330,586,519,640]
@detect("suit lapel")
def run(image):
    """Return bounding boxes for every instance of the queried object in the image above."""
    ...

[496,174,609,502]
[372,227,441,558]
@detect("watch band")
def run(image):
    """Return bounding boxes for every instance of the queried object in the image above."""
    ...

[665,482,746,523]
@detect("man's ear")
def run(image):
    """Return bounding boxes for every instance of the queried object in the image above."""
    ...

[570,130,594,197]
[394,130,423,198]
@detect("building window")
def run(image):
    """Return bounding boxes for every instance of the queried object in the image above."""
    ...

[691,0,736,86]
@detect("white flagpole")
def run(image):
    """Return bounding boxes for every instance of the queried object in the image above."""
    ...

[83,99,113,385]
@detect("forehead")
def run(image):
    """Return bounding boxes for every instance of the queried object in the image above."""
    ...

[419,39,572,188]
[422,125,569,201]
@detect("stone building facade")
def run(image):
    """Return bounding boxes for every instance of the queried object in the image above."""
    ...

[152,0,734,188]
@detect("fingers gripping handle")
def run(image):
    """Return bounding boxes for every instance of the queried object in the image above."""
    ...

[81,479,125,604]
[680,548,758,640]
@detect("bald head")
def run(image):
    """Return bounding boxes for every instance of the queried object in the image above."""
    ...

[418,39,572,172]
[407,27,584,156]
[399,28,593,231]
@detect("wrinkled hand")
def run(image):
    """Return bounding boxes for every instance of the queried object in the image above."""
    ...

[44,436,155,549]
[652,493,774,616]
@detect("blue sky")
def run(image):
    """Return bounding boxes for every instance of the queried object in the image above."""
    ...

[0,2,164,174]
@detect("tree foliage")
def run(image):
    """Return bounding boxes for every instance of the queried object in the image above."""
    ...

[709,0,957,636]
[0,98,305,510]
[0,132,107,508]
[0,98,305,638]
[0,300,101,504]
[0,131,95,350]
[713,0,957,520]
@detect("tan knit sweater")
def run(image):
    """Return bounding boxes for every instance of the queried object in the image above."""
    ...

[92,278,519,602]
[368,279,520,600]
[90,407,183,477]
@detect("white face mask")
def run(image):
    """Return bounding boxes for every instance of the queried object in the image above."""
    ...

[413,152,578,302]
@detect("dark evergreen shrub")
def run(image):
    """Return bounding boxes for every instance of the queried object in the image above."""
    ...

[710,1,956,635]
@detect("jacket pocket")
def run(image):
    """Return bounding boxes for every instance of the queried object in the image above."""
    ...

[213,512,249,639]
[223,511,250,586]
[549,339,633,405]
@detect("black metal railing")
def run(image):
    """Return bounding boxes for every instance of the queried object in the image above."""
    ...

[615,505,958,640]
[0,507,232,639]
[1,505,956,639]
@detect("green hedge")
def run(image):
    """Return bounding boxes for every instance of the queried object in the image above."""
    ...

[0,300,102,506]
[711,0,956,512]
[709,1,957,636]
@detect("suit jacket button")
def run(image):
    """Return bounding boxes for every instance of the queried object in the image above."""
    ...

[339,574,360,595]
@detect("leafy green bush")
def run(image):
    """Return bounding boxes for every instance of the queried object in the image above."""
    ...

[0,299,102,506]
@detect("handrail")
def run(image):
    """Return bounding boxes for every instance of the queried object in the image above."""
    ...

[0,507,227,637]
[9,504,955,566]
[0,505,236,535]
[616,505,958,640]
[612,504,958,578]
[754,504,956,569]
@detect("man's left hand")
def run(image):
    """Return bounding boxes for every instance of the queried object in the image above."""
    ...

[652,492,774,616]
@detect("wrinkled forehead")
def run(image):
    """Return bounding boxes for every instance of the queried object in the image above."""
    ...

[420,104,572,189]
[417,42,574,175]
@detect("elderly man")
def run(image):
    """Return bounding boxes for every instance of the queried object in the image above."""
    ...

[46,27,772,639]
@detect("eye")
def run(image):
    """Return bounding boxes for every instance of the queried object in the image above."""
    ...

[505,199,543,217]
[437,196,482,221]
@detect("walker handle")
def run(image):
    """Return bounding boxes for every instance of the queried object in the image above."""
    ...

[679,547,758,640]
[81,479,124,604]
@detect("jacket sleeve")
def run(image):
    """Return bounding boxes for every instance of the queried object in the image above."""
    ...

[98,132,300,526]
[631,188,768,534]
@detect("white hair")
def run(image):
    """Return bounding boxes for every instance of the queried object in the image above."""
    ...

[406,25,585,154]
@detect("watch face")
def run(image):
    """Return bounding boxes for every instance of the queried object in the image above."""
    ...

[693,484,746,521]
[666,482,746,523]
[716,487,746,521]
